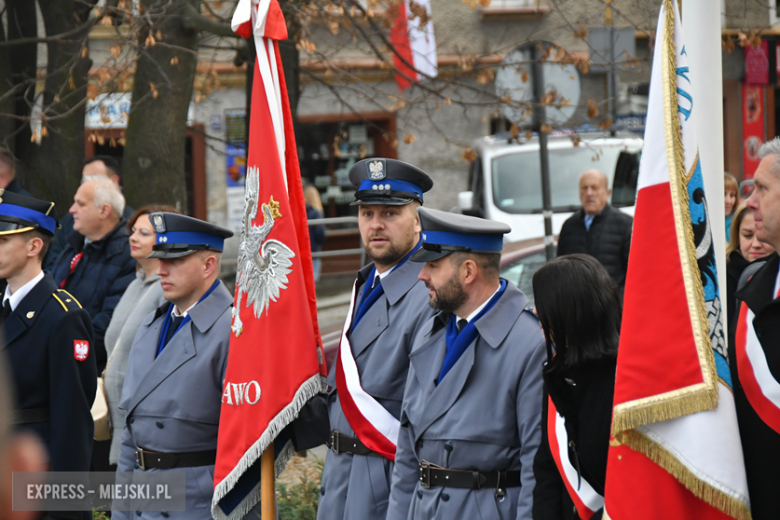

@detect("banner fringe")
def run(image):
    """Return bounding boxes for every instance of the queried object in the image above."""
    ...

[611,385,718,436]
[211,373,326,520]
[620,430,752,520]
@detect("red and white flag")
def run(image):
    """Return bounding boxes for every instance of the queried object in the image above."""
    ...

[212,1,327,518]
[389,0,437,91]
[604,1,750,519]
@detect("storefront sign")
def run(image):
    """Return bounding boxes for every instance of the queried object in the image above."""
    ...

[225,109,247,234]
[742,85,765,179]
[745,40,769,85]
[85,94,194,129]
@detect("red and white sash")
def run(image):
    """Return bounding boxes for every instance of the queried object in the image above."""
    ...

[547,397,604,520]
[735,296,780,434]
[334,281,399,461]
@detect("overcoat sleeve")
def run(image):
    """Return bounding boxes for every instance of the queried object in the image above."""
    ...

[516,338,546,520]
[387,416,418,520]
[47,308,96,473]
[532,389,565,520]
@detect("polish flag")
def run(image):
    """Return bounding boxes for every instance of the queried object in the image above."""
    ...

[603,2,750,519]
[389,0,438,91]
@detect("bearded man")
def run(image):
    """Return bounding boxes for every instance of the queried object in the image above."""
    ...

[387,207,545,520]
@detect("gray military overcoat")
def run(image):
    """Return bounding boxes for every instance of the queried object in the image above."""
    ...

[318,256,435,520]
[112,281,235,520]
[386,282,545,520]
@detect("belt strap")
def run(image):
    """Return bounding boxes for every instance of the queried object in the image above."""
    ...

[419,461,521,492]
[13,408,49,425]
[135,447,217,470]
[327,430,379,457]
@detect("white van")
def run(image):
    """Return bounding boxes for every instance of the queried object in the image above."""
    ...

[458,131,643,242]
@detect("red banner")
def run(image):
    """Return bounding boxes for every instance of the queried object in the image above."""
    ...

[745,40,769,85]
[213,2,327,518]
[742,84,765,179]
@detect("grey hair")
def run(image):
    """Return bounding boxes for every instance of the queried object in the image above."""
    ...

[758,138,780,176]
[82,175,125,218]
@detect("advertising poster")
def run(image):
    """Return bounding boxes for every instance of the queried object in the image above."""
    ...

[742,85,765,179]
[225,109,247,233]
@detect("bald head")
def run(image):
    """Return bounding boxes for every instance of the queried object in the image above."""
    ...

[579,170,611,215]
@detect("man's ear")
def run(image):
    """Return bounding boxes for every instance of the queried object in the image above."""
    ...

[203,254,218,279]
[99,203,112,220]
[461,258,479,285]
[26,237,43,259]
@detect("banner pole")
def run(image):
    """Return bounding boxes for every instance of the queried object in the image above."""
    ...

[261,442,275,520]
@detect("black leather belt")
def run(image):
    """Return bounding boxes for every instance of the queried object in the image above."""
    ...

[327,430,379,456]
[419,461,521,492]
[135,447,217,470]
[12,408,49,425]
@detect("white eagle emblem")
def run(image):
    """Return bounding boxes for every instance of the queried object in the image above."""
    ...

[73,340,90,362]
[368,160,386,180]
[233,166,295,333]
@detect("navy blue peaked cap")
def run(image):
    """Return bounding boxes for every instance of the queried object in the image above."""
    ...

[148,212,234,259]
[411,207,511,263]
[349,158,433,206]
[0,190,58,236]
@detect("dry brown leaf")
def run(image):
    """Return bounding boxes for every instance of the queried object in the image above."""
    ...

[574,27,588,39]
[462,0,479,8]
[540,124,552,134]
[145,33,156,47]
[403,132,416,144]
[509,124,519,139]
[479,0,491,5]
[570,135,581,147]
[156,30,162,40]
[110,45,121,57]
[81,47,89,58]
[87,85,99,101]
[587,98,599,118]
[171,56,179,66]
[100,15,113,26]
[476,69,495,85]
[462,148,478,162]
[329,21,339,35]
[149,82,159,99]
[521,70,529,83]
[443,97,452,105]
[41,126,48,137]
[525,130,533,139]
[722,36,735,53]
[597,119,613,130]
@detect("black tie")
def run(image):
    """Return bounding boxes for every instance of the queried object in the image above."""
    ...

[0,300,11,327]
[164,315,184,346]
[457,318,467,333]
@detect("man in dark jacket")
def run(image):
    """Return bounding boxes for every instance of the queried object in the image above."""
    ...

[729,137,780,520]
[51,176,135,373]
[45,156,134,271]
[557,170,633,290]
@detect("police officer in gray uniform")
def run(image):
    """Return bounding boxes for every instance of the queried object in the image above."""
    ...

[387,208,545,520]
[318,158,436,520]
[113,213,237,520]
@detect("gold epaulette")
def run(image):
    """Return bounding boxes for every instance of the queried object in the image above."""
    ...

[52,289,83,312]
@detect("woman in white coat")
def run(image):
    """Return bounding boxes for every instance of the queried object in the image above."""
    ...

[103,204,178,466]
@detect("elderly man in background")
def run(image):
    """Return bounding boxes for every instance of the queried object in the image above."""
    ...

[45,156,134,271]
[556,169,633,292]
[51,176,135,373]
[729,137,780,520]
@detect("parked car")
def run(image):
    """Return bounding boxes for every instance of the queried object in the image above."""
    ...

[459,131,642,242]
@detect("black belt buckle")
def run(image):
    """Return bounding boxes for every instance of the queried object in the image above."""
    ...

[329,430,340,455]
[419,461,432,489]
[135,447,146,471]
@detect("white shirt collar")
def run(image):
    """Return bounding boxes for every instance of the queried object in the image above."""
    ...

[172,301,199,318]
[461,284,502,323]
[4,271,45,311]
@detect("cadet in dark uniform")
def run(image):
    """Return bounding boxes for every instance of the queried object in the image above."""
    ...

[387,208,545,520]
[318,158,436,520]
[113,213,238,520]
[0,191,97,520]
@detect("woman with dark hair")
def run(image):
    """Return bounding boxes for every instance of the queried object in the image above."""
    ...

[531,254,621,520]
[103,204,179,466]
